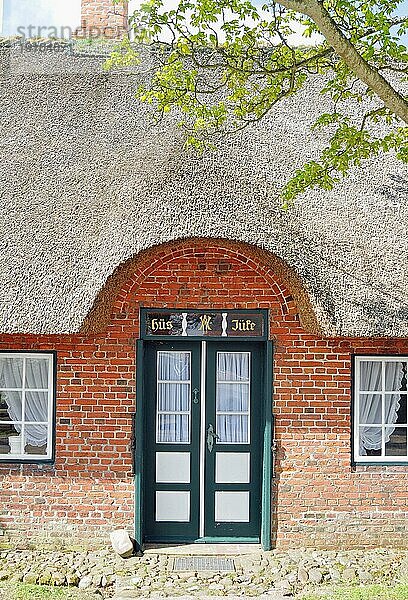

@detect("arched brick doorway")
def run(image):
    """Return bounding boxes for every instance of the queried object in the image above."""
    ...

[82,238,315,550]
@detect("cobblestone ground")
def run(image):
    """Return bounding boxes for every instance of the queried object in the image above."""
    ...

[1,547,407,599]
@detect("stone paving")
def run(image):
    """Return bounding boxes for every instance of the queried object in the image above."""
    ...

[112,547,408,599]
[1,545,408,599]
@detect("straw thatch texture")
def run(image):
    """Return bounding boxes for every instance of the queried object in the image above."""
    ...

[0,47,407,336]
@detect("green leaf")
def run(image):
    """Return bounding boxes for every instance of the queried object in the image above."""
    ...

[112,0,408,204]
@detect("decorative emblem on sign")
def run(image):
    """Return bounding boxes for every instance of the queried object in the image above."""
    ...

[199,315,213,332]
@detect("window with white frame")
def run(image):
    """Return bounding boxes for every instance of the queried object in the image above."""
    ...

[354,357,408,462]
[0,353,55,461]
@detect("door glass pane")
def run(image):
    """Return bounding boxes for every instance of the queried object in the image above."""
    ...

[215,491,250,522]
[158,383,190,412]
[217,384,249,412]
[158,414,190,443]
[216,352,250,444]
[217,415,249,443]
[217,353,249,381]
[158,352,190,381]
[156,352,191,444]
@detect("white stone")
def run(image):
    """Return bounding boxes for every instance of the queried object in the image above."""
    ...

[78,575,93,589]
[110,529,134,559]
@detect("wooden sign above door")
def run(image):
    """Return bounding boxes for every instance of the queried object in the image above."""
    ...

[141,309,268,340]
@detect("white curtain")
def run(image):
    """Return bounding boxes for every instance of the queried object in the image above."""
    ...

[359,361,403,455]
[157,352,190,443]
[0,358,23,423]
[216,414,249,443]
[217,353,249,382]
[216,353,249,443]
[0,357,49,447]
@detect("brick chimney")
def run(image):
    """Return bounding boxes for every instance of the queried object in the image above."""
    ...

[78,0,128,38]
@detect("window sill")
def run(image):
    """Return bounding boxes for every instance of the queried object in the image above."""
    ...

[352,462,408,473]
[0,457,54,465]
[354,458,408,466]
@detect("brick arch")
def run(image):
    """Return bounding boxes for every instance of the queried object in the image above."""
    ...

[81,238,322,335]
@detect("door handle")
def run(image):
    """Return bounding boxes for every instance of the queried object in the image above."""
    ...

[207,424,219,453]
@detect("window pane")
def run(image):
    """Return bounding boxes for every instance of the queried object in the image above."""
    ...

[217,383,249,412]
[158,383,190,412]
[359,394,382,424]
[359,361,382,392]
[359,426,382,455]
[0,423,20,455]
[217,353,249,381]
[158,352,190,381]
[217,415,249,443]
[0,424,48,456]
[25,391,48,421]
[0,357,23,389]
[385,427,407,457]
[24,419,48,448]
[385,361,406,392]
[25,426,48,455]
[157,414,189,443]
[0,391,22,422]
[0,393,12,422]
[385,393,407,425]
[25,441,47,456]
[25,358,49,389]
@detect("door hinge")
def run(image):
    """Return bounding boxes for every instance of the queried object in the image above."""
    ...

[272,439,278,479]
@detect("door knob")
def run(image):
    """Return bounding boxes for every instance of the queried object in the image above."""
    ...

[207,424,219,453]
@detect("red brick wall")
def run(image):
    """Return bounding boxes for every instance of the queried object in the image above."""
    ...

[78,0,127,38]
[1,239,408,549]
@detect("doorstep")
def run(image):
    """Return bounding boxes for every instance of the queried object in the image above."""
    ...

[143,543,263,556]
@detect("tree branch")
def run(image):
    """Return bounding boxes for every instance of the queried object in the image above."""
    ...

[277,0,408,124]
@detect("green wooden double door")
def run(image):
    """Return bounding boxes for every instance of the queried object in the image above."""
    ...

[144,340,264,542]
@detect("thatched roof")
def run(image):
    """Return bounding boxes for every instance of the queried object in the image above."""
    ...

[0,45,407,337]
